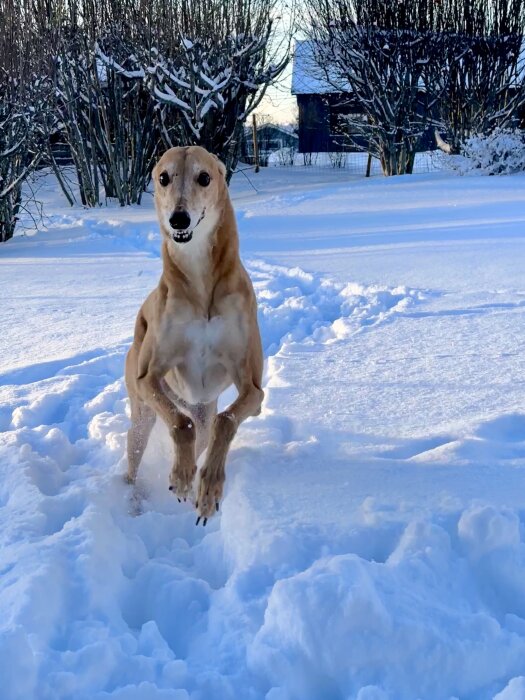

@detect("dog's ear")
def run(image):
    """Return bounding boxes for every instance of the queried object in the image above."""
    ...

[212,154,227,179]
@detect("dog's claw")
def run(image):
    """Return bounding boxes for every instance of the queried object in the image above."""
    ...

[203,518,208,527]
[168,464,197,503]
[216,502,219,512]
[195,516,201,526]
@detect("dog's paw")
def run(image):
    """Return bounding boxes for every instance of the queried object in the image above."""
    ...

[168,464,197,502]
[195,467,224,524]
[123,472,135,486]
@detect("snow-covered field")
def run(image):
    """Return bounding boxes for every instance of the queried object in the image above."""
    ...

[2,166,525,700]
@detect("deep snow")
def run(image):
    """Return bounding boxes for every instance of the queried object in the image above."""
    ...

[2,166,525,699]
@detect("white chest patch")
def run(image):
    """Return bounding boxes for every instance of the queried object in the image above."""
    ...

[175,316,230,404]
[185,316,225,356]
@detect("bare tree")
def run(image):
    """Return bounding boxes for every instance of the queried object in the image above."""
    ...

[0,78,44,241]
[0,0,56,241]
[49,0,291,200]
[96,30,161,204]
[435,0,525,153]
[304,0,443,175]
[52,25,161,206]
[304,0,525,167]
[148,0,290,179]
[39,0,180,207]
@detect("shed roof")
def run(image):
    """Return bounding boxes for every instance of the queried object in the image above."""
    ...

[293,36,525,95]
[243,123,298,138]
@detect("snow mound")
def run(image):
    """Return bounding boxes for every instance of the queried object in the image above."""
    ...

[249,510,525,699]
[250,260,425,353]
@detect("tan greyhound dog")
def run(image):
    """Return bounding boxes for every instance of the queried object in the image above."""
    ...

[125,146,264,524]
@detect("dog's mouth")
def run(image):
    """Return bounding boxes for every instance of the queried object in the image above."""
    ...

[169,208,206,245]
[172,230,193,244]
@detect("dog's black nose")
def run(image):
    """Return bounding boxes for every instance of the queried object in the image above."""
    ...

[169,210,191,230]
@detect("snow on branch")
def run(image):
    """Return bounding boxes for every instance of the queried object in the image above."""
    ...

[146,27,288,176]
[94,44,145,80]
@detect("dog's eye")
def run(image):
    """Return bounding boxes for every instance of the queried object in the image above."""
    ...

[197,171,210,187]
[159,171,170,187]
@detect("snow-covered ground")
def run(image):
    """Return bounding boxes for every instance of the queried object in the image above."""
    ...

[2,166,525,700]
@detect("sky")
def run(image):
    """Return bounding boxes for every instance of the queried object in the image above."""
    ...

[253,6,299,126]
[256,61,296,125]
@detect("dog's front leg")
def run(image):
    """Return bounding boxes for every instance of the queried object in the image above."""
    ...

[137,373,197,500]
[196,382,263,522]
[168,422,197,501]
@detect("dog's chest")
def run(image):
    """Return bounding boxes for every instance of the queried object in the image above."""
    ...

[184,316,225,366]
[169,314,233,403]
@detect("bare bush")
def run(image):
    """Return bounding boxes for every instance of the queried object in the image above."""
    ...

[148,0,290,180]
[328,151,346,168]
[435,0,525,153]
[52,26,160,207]
[0,78,49,241]
[304,0,443,175]
[304,0,525,175]
[302,151,317,166]
[277,146,296,166]
[0,0,55,241]
[0,0,292,233]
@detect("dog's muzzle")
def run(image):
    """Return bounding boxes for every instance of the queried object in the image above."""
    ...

[169,209,193,244]
[168,208,206,244]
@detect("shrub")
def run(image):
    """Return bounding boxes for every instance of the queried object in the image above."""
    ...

[452,129,525,175]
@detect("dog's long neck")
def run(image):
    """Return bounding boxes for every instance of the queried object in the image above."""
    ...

[161,197,239,312]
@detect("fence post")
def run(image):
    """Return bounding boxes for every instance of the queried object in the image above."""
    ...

[252,114,260,173]
[365,152,372,177]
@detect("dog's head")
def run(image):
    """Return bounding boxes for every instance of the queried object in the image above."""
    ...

[152,146,227,245]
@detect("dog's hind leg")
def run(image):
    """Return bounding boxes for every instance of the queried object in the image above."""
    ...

[126,397,156,484]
